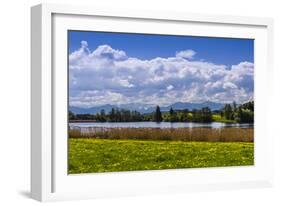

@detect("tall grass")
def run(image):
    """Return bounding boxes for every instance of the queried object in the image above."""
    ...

[69,127,253,142]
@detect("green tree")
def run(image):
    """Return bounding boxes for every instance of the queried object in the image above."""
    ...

[233,101,237,112]
[201,107,212,122]
[181,109,191,122]
[169,107,178,122]
[68,111,76,120]
[109,108,116,122]
[223,104,233,120]
[236,107,254,123]
[115,109,121,122]
[169,107,174,116]
[192,109,201,122]
[191,108,212,122]
[96,109,106,122]
[154,105,162,122]
[241,101,254,111]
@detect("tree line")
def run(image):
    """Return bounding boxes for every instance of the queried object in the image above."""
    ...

[69,108,143,122]
[69,101,254,123]
[220,101,254,123]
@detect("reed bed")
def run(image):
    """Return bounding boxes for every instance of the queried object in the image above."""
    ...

[69,127,253,142]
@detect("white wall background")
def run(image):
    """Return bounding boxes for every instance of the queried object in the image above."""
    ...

[0,0,280,205]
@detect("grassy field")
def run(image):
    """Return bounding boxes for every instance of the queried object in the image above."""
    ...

[212,114,237,123]
[68,138,254,174]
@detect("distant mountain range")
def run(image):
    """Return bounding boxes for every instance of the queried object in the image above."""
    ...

[69,101,224,115]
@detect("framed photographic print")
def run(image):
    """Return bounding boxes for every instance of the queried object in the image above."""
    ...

[31,3,274,201]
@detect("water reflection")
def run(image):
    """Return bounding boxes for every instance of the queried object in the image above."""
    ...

[69,121,253,129]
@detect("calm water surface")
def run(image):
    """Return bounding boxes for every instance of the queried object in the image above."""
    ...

[69,121,253,129]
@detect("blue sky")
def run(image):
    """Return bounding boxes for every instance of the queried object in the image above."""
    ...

[68,30,254,67]
[68,30,254,108]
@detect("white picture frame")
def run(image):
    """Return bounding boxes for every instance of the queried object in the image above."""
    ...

[31,3,274,202]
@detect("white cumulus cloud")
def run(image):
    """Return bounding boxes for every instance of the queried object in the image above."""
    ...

[176,49,196,59]
[69,41,254,107]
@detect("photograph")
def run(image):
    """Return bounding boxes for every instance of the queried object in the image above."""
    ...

[67,30,254,174]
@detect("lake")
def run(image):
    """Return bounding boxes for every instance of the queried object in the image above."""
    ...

[69,121,253,129]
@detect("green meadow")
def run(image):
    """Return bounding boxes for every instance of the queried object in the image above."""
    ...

[68,138,254,174]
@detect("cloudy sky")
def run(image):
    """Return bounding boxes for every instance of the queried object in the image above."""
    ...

[68,31,254,108]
